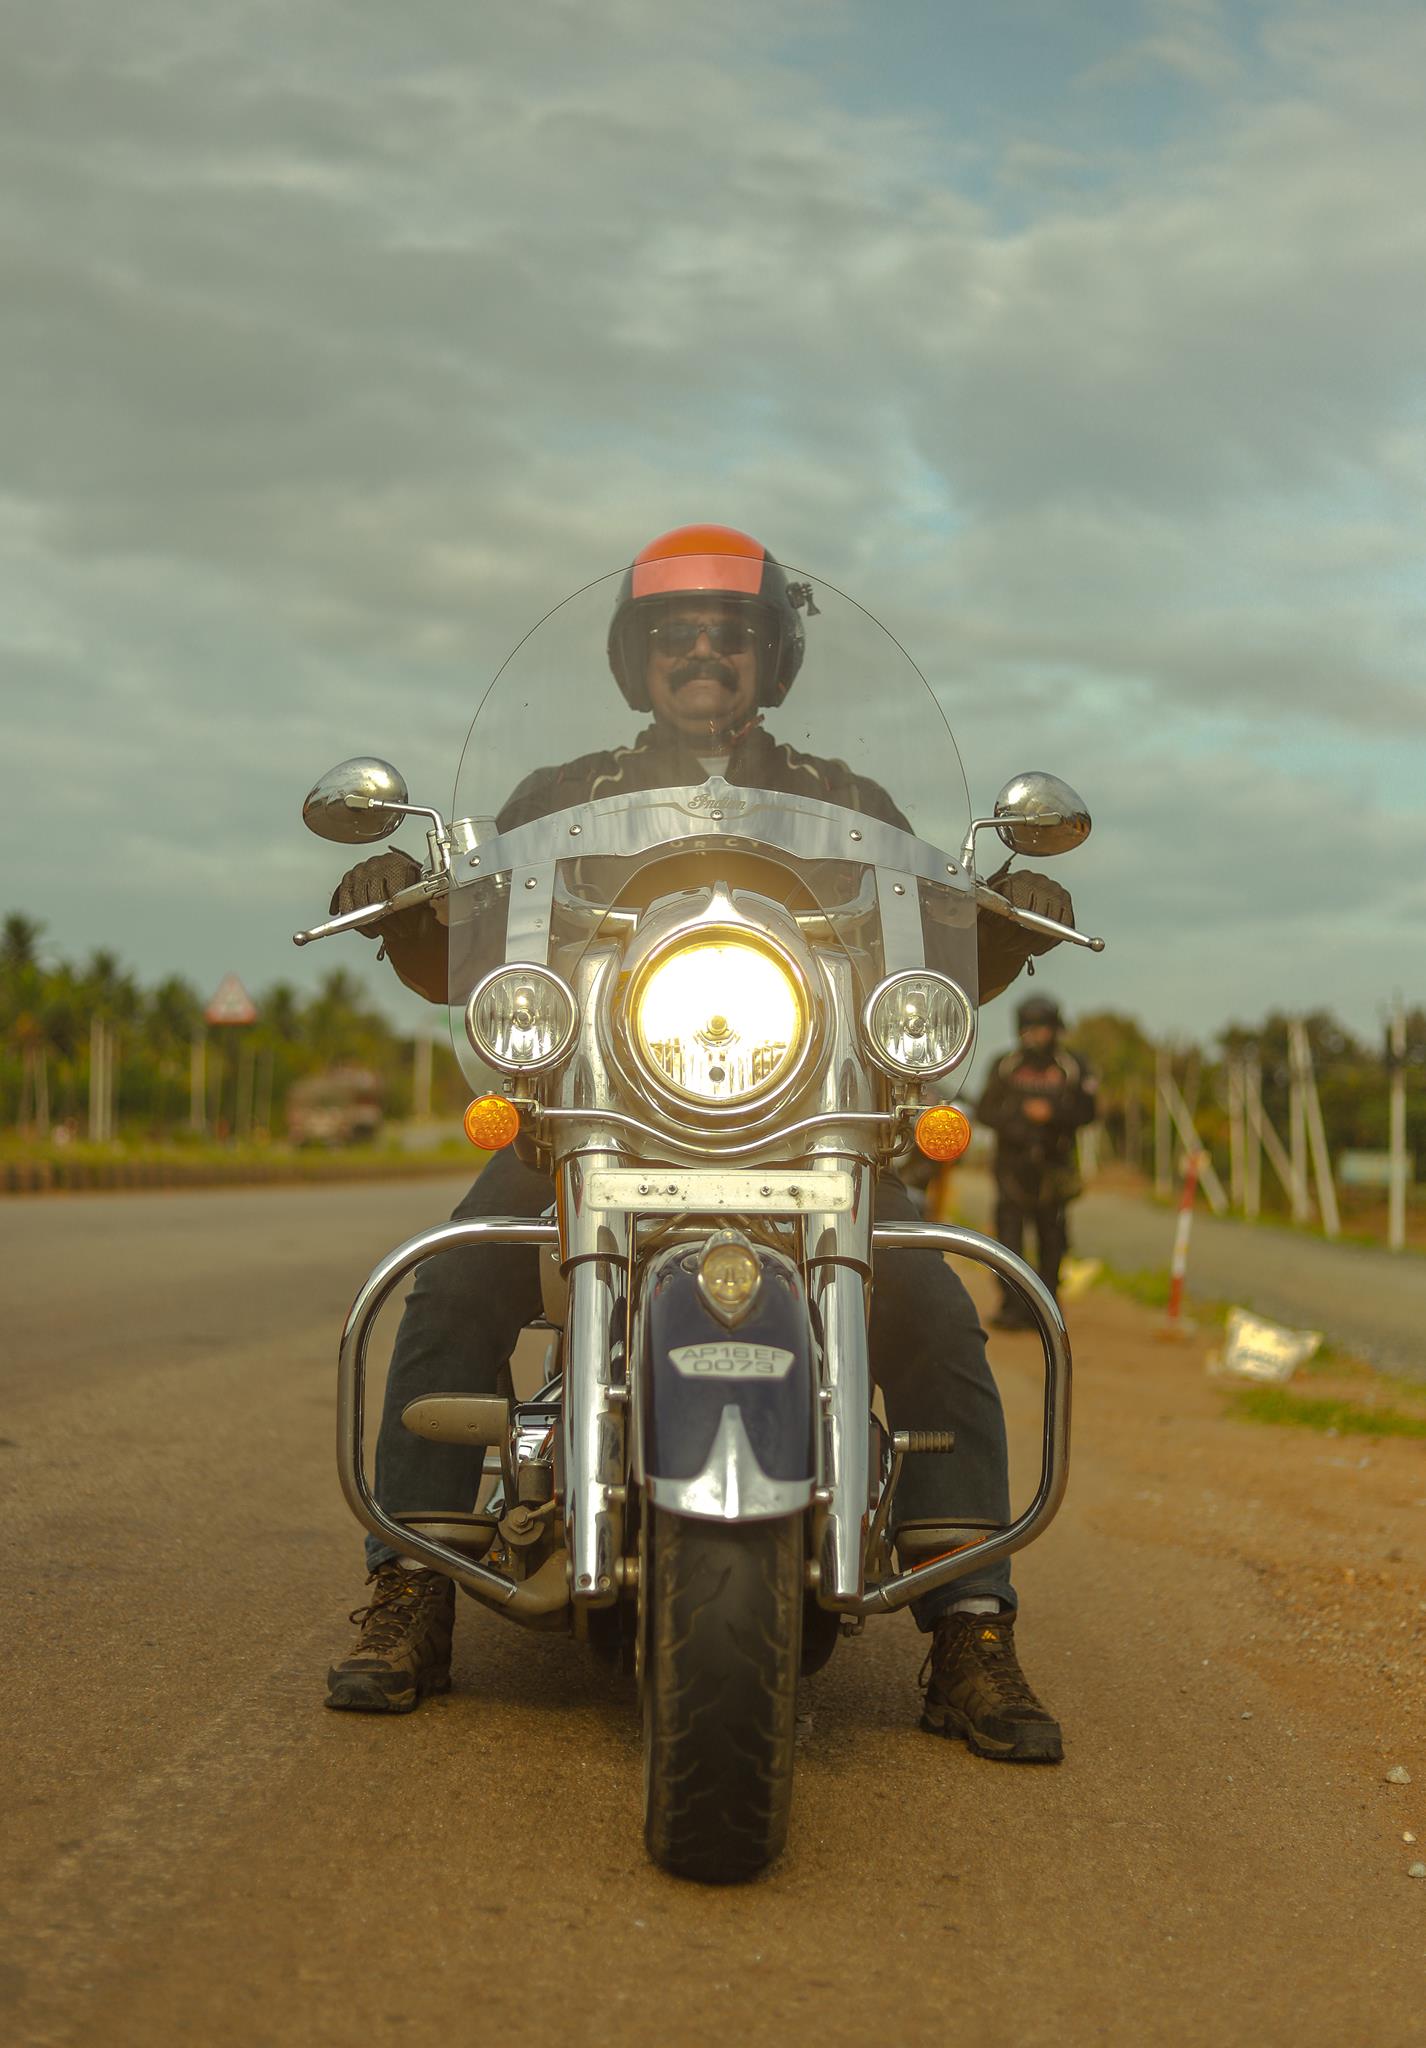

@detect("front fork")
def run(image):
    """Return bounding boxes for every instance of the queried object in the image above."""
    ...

[810,1261,872,1609]
[562,1255,627,1605]
[559,1153,630,1610]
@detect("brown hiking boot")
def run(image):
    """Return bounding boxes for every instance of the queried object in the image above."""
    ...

[325,1562,455,1713]
[920,1610,1063,1762]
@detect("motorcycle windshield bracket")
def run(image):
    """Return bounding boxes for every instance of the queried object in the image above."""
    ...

[874,867,925,974]
[505,861,556,964]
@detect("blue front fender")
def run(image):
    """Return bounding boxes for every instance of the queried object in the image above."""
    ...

[639,1240,818,1522]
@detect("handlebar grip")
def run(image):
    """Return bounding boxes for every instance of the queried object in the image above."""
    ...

[973,882,1105,953]
[292,874,448,947]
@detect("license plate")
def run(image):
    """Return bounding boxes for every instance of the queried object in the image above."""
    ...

[668,1341,796,1380]
[583,1168,854,1214]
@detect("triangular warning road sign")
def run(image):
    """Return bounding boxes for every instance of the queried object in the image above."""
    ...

[205,972,258,1027]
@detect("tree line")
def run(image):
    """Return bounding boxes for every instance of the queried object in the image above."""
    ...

[1066,1006,1424,1206]
[0,913,463,1144]
[3,911,1420,1183]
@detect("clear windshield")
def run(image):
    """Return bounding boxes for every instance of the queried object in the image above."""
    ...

[446,560,976,1090]
[454,564,968,839]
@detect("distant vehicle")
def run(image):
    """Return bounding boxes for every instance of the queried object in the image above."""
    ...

[285,1067,384,1147]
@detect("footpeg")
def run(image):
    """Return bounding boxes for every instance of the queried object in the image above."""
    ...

[893,1429,955,1455]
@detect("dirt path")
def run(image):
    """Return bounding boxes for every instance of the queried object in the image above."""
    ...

[3,1181,1424,2046]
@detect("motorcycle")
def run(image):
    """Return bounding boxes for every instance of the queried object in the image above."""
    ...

[295,563,1101,1881]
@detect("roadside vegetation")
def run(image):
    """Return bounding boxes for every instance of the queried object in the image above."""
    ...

[1070,1008,1424,1228]
[1226,1384,1426,1439]
[2,911,1420,1223]
[0,911,469,1155]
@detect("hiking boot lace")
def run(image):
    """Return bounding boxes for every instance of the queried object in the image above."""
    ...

[347,1566,441,1655]
[923,1616,1042,1711]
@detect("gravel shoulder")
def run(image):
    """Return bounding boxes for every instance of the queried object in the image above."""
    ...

[3,1180,1424,2048]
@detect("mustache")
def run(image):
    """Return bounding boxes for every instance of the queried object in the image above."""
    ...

[670,658,737,689]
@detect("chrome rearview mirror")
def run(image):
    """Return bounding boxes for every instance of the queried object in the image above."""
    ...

[992,772,1091,858]
[960,771,1092,874]
[302,758,412,845]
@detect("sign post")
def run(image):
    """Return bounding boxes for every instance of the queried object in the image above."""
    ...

[204,976,259,1143]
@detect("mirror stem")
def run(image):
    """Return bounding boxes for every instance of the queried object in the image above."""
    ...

[960,810,1060,874]
[350,797,452,870]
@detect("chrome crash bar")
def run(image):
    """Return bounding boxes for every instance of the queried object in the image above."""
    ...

[338,1215,1071,1622]
[858,1222,1072,1614]
[337,1217,561,1610]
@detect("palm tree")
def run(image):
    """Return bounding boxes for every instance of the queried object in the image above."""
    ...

[1,913,44,975]
[2,916,50,1134]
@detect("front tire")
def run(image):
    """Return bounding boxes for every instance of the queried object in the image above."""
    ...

[642,1508,802,1883]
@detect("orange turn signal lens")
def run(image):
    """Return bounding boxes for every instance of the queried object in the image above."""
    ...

[915,1105,972,1163]
[463,1094,521,1150]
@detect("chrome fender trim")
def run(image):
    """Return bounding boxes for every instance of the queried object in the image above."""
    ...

[337,1217,559,1605]
[646,1406,816,1521]
[858,1223,1072,1614]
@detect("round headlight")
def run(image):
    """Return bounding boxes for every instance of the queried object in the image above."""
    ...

[630,936,806,1107]
[465,965,578,1074]
[863,971,975,1081]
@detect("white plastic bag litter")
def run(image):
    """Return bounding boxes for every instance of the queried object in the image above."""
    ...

[1207,1309,1323,1384]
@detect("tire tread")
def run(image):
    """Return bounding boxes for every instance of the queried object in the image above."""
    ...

[643,1511,801,1883]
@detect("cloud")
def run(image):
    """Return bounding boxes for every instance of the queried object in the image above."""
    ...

[2,0,1422,1038]
[1075,0,1242,91]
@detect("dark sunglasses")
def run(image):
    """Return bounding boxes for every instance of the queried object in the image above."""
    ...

[648,616,760,658]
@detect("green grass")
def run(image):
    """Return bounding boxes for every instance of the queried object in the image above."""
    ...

[0,1134,470,1168]
[1225,1384,1426,1439]
[0,1134,481,1193]
[1097,1263,1173,1310]
[1097,1261,1234,1323]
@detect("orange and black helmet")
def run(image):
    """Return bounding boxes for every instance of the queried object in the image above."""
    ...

[607,523,809,712]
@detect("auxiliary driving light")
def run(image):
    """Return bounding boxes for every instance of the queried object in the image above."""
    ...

[915,1105,973,1163]
[463,1094,521,1150]
[465,965,578,1074]
[863,971,975,1081]
[697,1235,763,1326]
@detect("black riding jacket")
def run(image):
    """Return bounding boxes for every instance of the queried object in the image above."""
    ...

[977,1045,1098,1187]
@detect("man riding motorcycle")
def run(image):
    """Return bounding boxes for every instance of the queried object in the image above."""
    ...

[324,524,1076,1762]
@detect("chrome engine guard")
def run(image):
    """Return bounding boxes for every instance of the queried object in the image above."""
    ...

[335,1215,1070,1618]
[337,1217,561,1609]
[860,1220,1071,1612]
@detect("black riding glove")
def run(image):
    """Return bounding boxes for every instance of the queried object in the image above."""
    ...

[990,866,1075,956]
[329,848,422,934]
[977,867,1076,1001]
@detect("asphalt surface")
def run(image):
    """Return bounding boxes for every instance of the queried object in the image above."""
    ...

[4,1178,1425,2047]
[955,1169,1426,1379]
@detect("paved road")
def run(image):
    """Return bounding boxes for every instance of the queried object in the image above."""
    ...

[954,1170,1426,1379]
[4,1181,1424,2047]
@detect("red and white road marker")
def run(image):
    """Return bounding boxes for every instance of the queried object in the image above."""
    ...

[1160,1149,1203,1339]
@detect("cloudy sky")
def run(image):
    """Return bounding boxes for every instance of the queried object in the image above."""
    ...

[5,0,1423,1044]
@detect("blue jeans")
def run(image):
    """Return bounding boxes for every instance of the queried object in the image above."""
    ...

[367,1150,1014,1625]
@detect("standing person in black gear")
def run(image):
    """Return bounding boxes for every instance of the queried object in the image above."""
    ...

[978,995,1097,1331]
[321,523,1078,1763]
